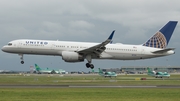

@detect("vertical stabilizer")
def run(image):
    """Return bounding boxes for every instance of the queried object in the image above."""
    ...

[92,69,94,73]
[143,21,178,49]
[98,68,103,73]
[98,68,104,76]
[147,67,152,73]
[35,64,41,71]
[147,67,156,75]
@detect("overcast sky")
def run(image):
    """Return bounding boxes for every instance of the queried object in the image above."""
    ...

[0,0,180,72]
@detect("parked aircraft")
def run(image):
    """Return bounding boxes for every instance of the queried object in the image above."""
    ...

[147,67,170,78]
[35,64,65,74]
[2,21,178,69]
[92,68,117,78]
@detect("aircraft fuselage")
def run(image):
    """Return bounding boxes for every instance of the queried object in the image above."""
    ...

[2,39,174,60]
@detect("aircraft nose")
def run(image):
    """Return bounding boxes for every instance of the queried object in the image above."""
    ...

[1,46,7,52]
[1,46,5,52]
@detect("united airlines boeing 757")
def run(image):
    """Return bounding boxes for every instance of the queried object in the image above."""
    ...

[1,21,178,69]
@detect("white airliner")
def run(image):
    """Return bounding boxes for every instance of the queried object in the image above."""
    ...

[1,21,178,69]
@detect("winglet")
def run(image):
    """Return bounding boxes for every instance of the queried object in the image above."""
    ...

[77,30,115,54]
[108,30,115,40]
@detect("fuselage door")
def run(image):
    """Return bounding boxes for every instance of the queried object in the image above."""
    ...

[51,43,56,50]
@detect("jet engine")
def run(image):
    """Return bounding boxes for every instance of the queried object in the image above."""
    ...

[62,51,84,62]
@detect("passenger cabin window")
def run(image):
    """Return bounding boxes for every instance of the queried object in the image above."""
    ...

[8,43,12,46]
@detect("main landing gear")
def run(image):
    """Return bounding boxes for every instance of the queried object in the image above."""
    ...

[19,54,24,64]
[86,63,94,69]
[85,55,94,69]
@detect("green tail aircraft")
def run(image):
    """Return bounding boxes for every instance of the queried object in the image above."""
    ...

[147,67,170,78]
[92,68,117,78]
[35,64,65,74]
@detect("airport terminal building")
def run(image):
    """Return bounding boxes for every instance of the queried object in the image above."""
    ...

[101,66,180,74]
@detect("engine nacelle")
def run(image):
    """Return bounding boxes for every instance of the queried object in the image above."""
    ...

[62,51,84,62]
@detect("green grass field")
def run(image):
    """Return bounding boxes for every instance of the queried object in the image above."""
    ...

[0,74,180,85]
[0,74,180,101]
[0,88,180,101]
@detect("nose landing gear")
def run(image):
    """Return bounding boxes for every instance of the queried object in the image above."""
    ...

[19,54,24,64]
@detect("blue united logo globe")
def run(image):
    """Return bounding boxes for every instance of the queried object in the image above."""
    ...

[143,32,167,49]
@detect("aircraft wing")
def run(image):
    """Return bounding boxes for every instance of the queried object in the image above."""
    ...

[152,48,175,54]
[78,30,115,55]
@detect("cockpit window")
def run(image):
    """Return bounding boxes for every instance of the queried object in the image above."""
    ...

[8,43,12,46]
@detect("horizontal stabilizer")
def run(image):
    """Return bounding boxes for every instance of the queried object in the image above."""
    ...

[152,48,175,54]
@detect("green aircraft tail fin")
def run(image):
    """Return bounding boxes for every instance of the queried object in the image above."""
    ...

[97,68,104,76]
[98,68,103,73]
[35,64,41,71]
[92,69,94,73]
[147,67,152,73]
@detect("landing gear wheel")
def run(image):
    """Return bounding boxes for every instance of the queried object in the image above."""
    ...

[21,61,24,64]
[86,63,94,69]
[90,64,94,69]
[85,55,94,69]
[86,63,91,68]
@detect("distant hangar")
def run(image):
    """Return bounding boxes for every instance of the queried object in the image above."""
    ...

[101,66,180,74]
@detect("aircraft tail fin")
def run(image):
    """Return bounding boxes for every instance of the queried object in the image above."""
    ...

[147,67,156,74]
[35,64,41,71]
[143,21,178,49]
[92,69,95,73]
[147,67,152,73]
[98,68,103,73]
